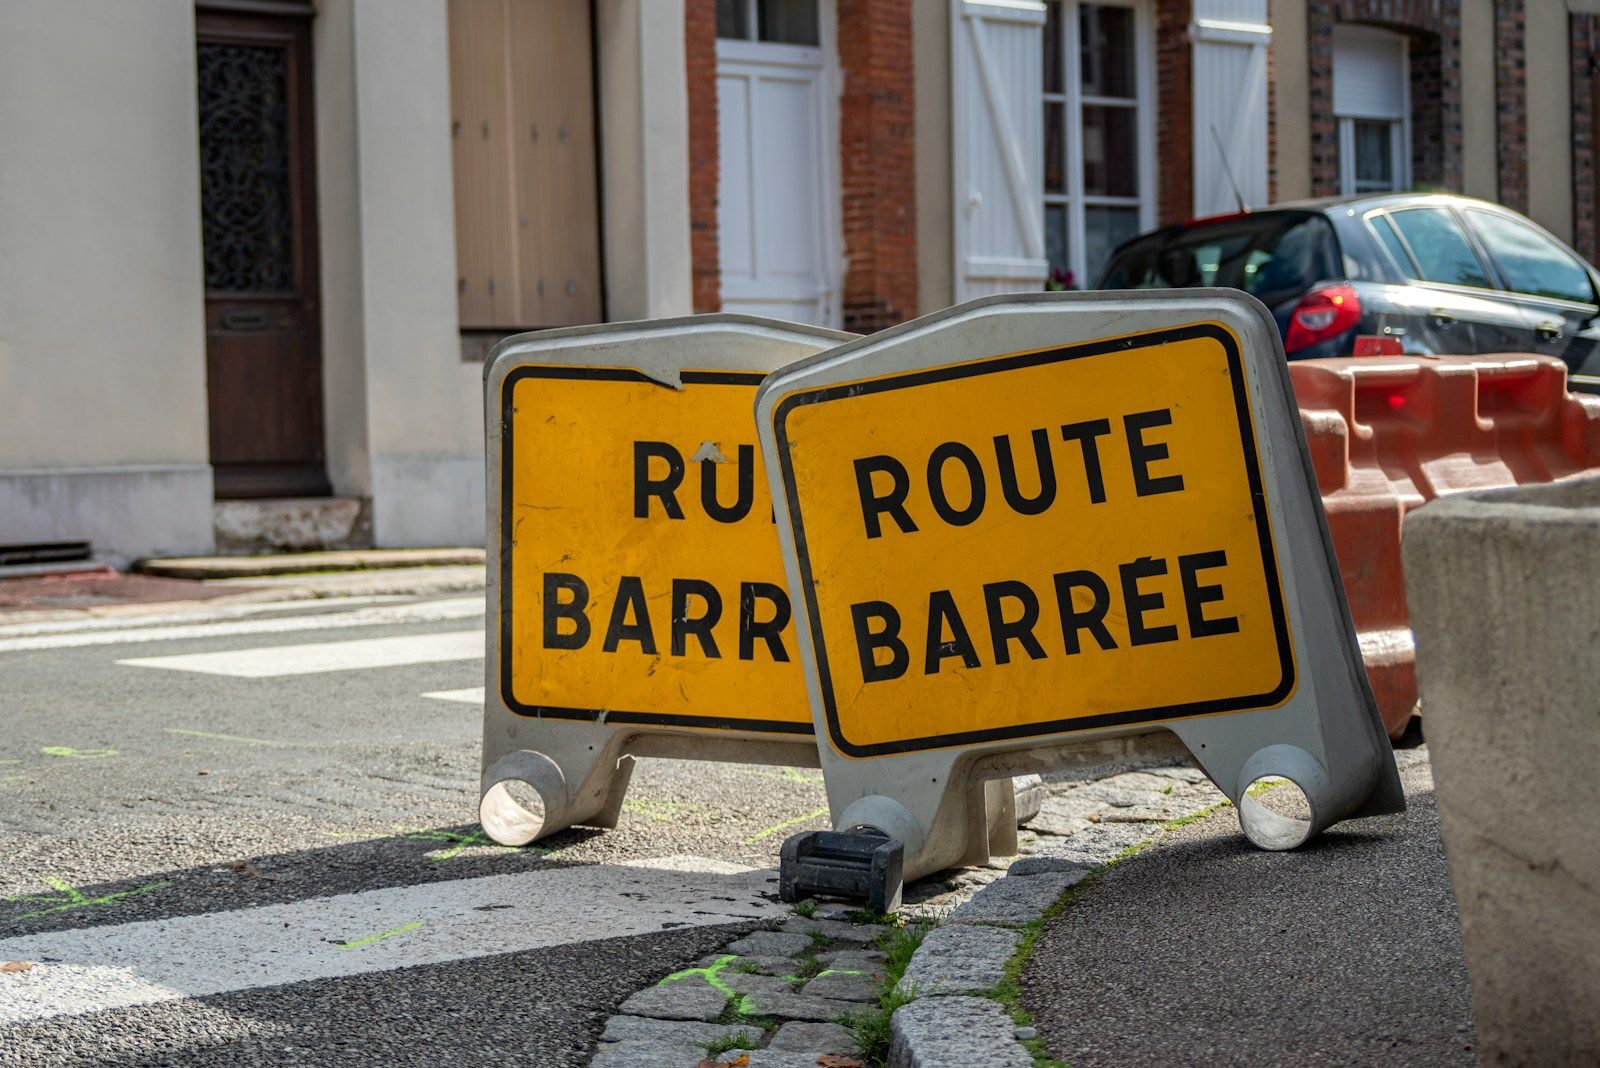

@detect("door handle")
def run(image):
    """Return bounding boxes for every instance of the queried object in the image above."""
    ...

[221,310,267,331]
[1536,321,1565,342]
[1429,309,1457,326]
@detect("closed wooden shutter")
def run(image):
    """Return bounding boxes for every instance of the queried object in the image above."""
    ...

[1190,0,1270,216]
[449,0,601,329]
[951,0,1049,302]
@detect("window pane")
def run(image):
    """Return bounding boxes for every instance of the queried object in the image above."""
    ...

[1369,213,1418,275]
[1388,208,1491,288]
[1085,205,1141,285]
[1080,4,1135,98]
[758,0,818,45]
[1082,106,1137,197]
[1045,203,1070,283]
[1470,210,1596,304]
[1043,0,1063,95]
[1352,120,1395,191]
[1044,102,1066,195]
[717,0,749,39]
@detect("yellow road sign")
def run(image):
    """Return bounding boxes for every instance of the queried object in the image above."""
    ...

[770,323,1295,756]
[502,366,811,733]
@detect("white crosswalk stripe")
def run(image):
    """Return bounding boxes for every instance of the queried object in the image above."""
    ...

[0,597,484,653]
[118,631,484,678]
[422,686,485,705]
[0,859,779,1026]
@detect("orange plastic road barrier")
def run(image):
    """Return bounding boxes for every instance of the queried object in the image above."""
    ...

[1291,353,1600,737]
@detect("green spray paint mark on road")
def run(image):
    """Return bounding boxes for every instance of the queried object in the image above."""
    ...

[164,728,286,748]
[335,919,423,950]
[621,798,704,821]
[743,807,829,845]
[734,766,824,786]
[401,828,519,862]
[7,876,172,920]
[327,825,560,861]
[657,953,759,1015]
[40,747,117,760]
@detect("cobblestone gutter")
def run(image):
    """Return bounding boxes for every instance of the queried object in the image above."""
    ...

[588,762,1232,1067]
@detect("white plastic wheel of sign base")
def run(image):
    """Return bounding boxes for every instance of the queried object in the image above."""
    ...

[481,314,858,845]
[755,291,1404,881]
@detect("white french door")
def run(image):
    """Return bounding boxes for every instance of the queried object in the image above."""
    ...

[716,29,841,327]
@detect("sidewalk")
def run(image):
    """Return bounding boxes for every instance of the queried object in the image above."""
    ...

[0,550,485,625]
[1019,756,1472,1066]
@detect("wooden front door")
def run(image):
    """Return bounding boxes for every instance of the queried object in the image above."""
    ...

[197,7,329,499]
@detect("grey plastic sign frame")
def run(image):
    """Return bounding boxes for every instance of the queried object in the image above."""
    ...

[480,313,854,846]
[755,291,1404,880]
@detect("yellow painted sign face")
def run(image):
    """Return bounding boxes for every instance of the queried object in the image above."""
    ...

[770,324,1295,756]
[501,367,811,734]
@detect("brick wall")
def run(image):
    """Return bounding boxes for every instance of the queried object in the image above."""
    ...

[1155,0,1192,224]
[1494,0,1528,213]
[685,0,721,313]
[1575,14,1599,264]
[837,0,918,332]
[1305,0,1463,197]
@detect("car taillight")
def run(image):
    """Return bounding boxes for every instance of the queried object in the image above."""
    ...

[1284,284,1362,354]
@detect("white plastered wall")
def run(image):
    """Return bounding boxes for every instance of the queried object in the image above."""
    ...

[0,0,213,562]
[316,0,483,548]
[596,0,694,321]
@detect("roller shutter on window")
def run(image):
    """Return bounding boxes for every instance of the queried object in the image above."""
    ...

[1333,26,1406,120]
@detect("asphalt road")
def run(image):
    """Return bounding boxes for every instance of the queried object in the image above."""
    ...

[1021,759,1476,1067]
[0,593,833,1065]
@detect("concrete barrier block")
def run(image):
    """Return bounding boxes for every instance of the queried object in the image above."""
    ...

[1403,474,1600,1065]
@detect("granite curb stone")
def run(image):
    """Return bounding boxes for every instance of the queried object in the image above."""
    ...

[888,996,1033,1068]
[948,869,1087,925]
[898,923,1023,996]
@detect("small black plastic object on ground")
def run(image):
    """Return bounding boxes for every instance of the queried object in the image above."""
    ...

[779,829,904,913]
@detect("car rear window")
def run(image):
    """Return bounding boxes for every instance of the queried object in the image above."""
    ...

[1099,213,1340,307]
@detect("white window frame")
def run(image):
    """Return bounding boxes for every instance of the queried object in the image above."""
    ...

[1040,0,1156,288]
[715,0,844,327]
[1334,26,1411,196]
[719,0,822,45]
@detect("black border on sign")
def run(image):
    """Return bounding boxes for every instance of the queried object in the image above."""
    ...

[499,365,814,736]
[772,323,1296,757]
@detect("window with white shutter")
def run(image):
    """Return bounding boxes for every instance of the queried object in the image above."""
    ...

[1333,25,1410,195]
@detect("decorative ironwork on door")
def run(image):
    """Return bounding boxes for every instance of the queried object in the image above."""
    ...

[197,42,294,293]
